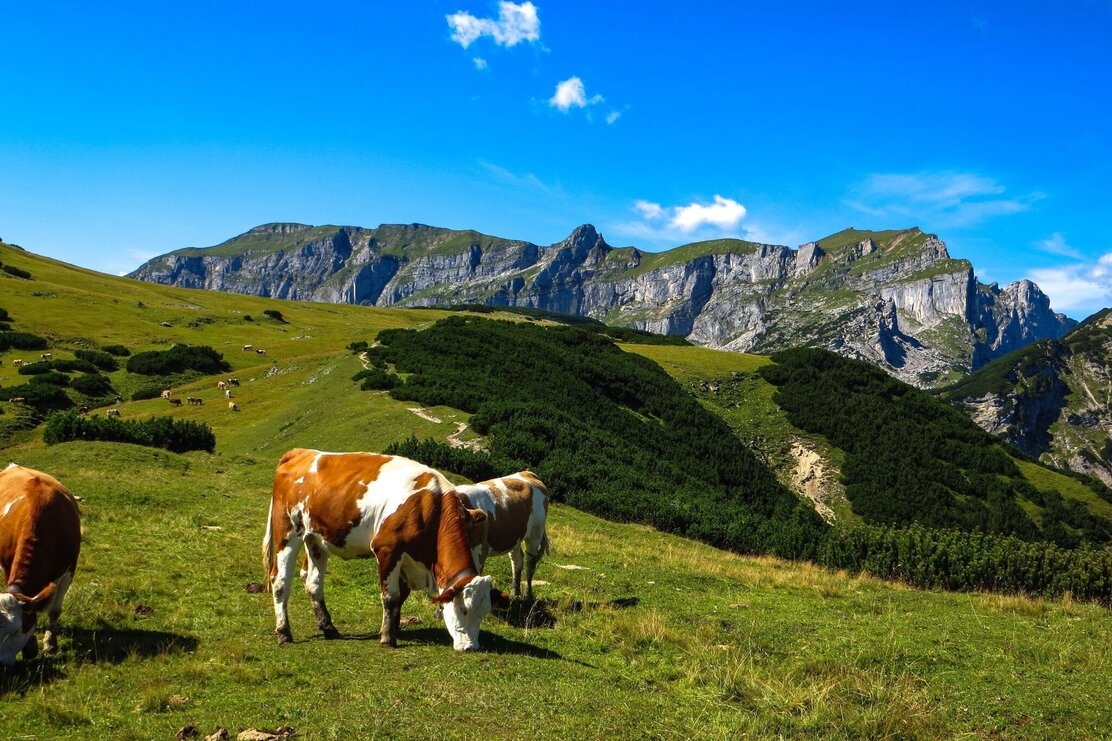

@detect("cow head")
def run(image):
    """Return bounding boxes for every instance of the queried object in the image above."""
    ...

[434,575,510,652]
[0,583,54,666]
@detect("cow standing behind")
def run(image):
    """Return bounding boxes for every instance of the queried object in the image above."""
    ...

[263,449,509,651]
[456,471,550,601]
[0,464,80,666]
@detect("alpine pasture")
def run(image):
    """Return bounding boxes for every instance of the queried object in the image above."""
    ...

[0,243,1109,739]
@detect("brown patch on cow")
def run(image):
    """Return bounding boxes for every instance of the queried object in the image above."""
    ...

[479,475,537,554]
[0,465,81,603]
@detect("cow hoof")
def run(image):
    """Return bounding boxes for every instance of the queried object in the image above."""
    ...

[276,629,293,645]
[379,640,397,650]
[322,626,341,640]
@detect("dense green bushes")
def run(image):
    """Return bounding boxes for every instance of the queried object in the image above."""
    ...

[126,344,230,375]
[758,348,1112,546]
[820,523,1112,604]
[370,316,826,560]
[352,367,398,391]
[43,410,216,453]
[0,307,10,331]
[1,264,32,279]
[75,349,119,371]
[70,373,114,397]
[385,436,524,486]
[102,344,131,357]
[0,383,72,413]
[0,331,48,351]
[18,358,97,375]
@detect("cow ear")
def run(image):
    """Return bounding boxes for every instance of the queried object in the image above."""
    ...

[466,508,487,524]
[431,589,455,605]
[490,588,511,610]
[13,582,56,610]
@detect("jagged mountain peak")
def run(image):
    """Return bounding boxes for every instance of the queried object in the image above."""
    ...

[130,221,1075,387]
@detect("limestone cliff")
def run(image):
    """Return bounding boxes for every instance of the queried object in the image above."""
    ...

[131,222,1076,385]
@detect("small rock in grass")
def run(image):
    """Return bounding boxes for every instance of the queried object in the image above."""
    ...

[204,730,229,741]
[244,582,266,594]
[176,726,199,740]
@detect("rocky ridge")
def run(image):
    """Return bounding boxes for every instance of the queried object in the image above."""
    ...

[131,222,1077,385]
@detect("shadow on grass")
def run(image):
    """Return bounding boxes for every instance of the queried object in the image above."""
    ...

[313,625,565,660]
[494,596,640,629]
[0,625,199,697]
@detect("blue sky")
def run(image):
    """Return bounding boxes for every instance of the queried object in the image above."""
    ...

[2,1,1110,317]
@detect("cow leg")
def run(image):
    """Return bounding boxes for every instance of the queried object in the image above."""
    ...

[41,570,74,655]
[508,543,524,599]
[272,528,303,645]
[523,547,544,602]
[303,538,339,639]
[379,563,403,648]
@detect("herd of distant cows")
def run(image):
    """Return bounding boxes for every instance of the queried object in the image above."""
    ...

[1,447,550,663]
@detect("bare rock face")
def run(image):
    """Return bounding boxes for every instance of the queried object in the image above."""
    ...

[131,222,1076,386]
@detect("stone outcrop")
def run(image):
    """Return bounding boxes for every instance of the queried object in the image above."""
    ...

[131,221,1077,386]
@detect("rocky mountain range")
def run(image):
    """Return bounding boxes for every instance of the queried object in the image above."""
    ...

[945,310,1112,486]
[130,222,1076,386]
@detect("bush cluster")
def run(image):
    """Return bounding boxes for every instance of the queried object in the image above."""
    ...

[18,358,98,375]
[75,349,119,371]
[385,436,524,485]
[102,344,131,357]
[43,410,216,453]
[0,264,32,279]
[0,382,72,413]
[758,348,1112,546]
[0,307,10,331]
[0,331,48,351]
[70,373,114,397]
[352,367,398,391]
[820,523,1112,605]
[126,344,230,375]
[371,316,826,560]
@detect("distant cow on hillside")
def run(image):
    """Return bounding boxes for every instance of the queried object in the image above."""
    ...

[455,471,551,601]
[106,409,121,418]
[228,402,239,412]
[168,397,183,407]
[0,464,80,666]
[242,344,253,351]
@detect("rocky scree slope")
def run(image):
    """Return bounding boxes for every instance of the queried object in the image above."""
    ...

[131,222,1075,385]
[944,309,1112,486]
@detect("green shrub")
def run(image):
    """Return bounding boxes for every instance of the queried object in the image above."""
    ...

[43,410,216,453]
[18,358,98,375]
[385,437,523,485]
[347,340,369,353]
[126,344,230,375]
[0,331,48,351]
[75,349,119,371]
[29,371,71,387]
[352,367,398,391]
[262,309,286,323]
[1,264,31,279]
[101,344,131,357]
[0,383,72,414]
[70,373,114,397]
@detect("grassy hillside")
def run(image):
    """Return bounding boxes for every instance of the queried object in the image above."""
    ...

[1,242,1111,738]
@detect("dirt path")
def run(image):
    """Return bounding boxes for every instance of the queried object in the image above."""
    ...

[407,407,443,424]
[790,442,836,523]
[447,422,484,451]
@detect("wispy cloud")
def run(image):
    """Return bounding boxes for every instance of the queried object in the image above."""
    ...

[478,160,553,192]
[472,57,489,70]
[605,110,621,125]
[1035,232,1081,259]
[846,171,1040,228]
[447,2,541,49]
[1027,253,1112,315]
[549,77,604,112]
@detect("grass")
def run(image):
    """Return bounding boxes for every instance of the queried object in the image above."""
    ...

[2,242,1111,738]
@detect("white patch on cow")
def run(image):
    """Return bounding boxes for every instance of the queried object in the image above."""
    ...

[0,593,31,667]
[294,477,305,485]
[1,496,23,518]
[4,463,18,471]
[308,452,324,474]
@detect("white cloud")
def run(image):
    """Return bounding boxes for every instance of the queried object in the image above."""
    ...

[672,195,748,232]
[1035,232,1081,259]
[472,57,489,70]
[634,200,664,220]
[548,76,604,112]
[846,171,1039,228]
[1027,253,1112,315]
[447,2,541,49]
[606,110,621,125]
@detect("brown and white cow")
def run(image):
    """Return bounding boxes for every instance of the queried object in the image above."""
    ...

[455,471,550,601]
[263,449,509,651]
[0,464,80,666]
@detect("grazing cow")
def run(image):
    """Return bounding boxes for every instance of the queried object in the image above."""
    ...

[190,397,204,406]
[263,449,509,651]
[113,395,123,404]
[160,389,172,400]
[224,389,234,399]
[168,397,182,407]
[7,397,26,405]
[228,402,239,411]
[77,406,89,415]
[242,344,253,351]
[11,359,23,368]
[256,348,267,355]
[229,378,240,387]
[0,464,80,666]
[218,381,227,391]
[40,353,52,361]
[106,409,121,418]
[456,471,550,601]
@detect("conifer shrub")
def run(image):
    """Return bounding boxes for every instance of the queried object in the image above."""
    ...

[70,373,114,397]
[75,349,119,371]
[0,383,72,413]
[126,344,230,375]
[28,371,70,387]
[43,410,216,453]
[102,344,131,357]
[0,331,48,351]
[352,367,398,391]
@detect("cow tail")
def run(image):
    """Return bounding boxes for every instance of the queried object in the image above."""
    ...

[540,527,551,558]
[262,497,275,593]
